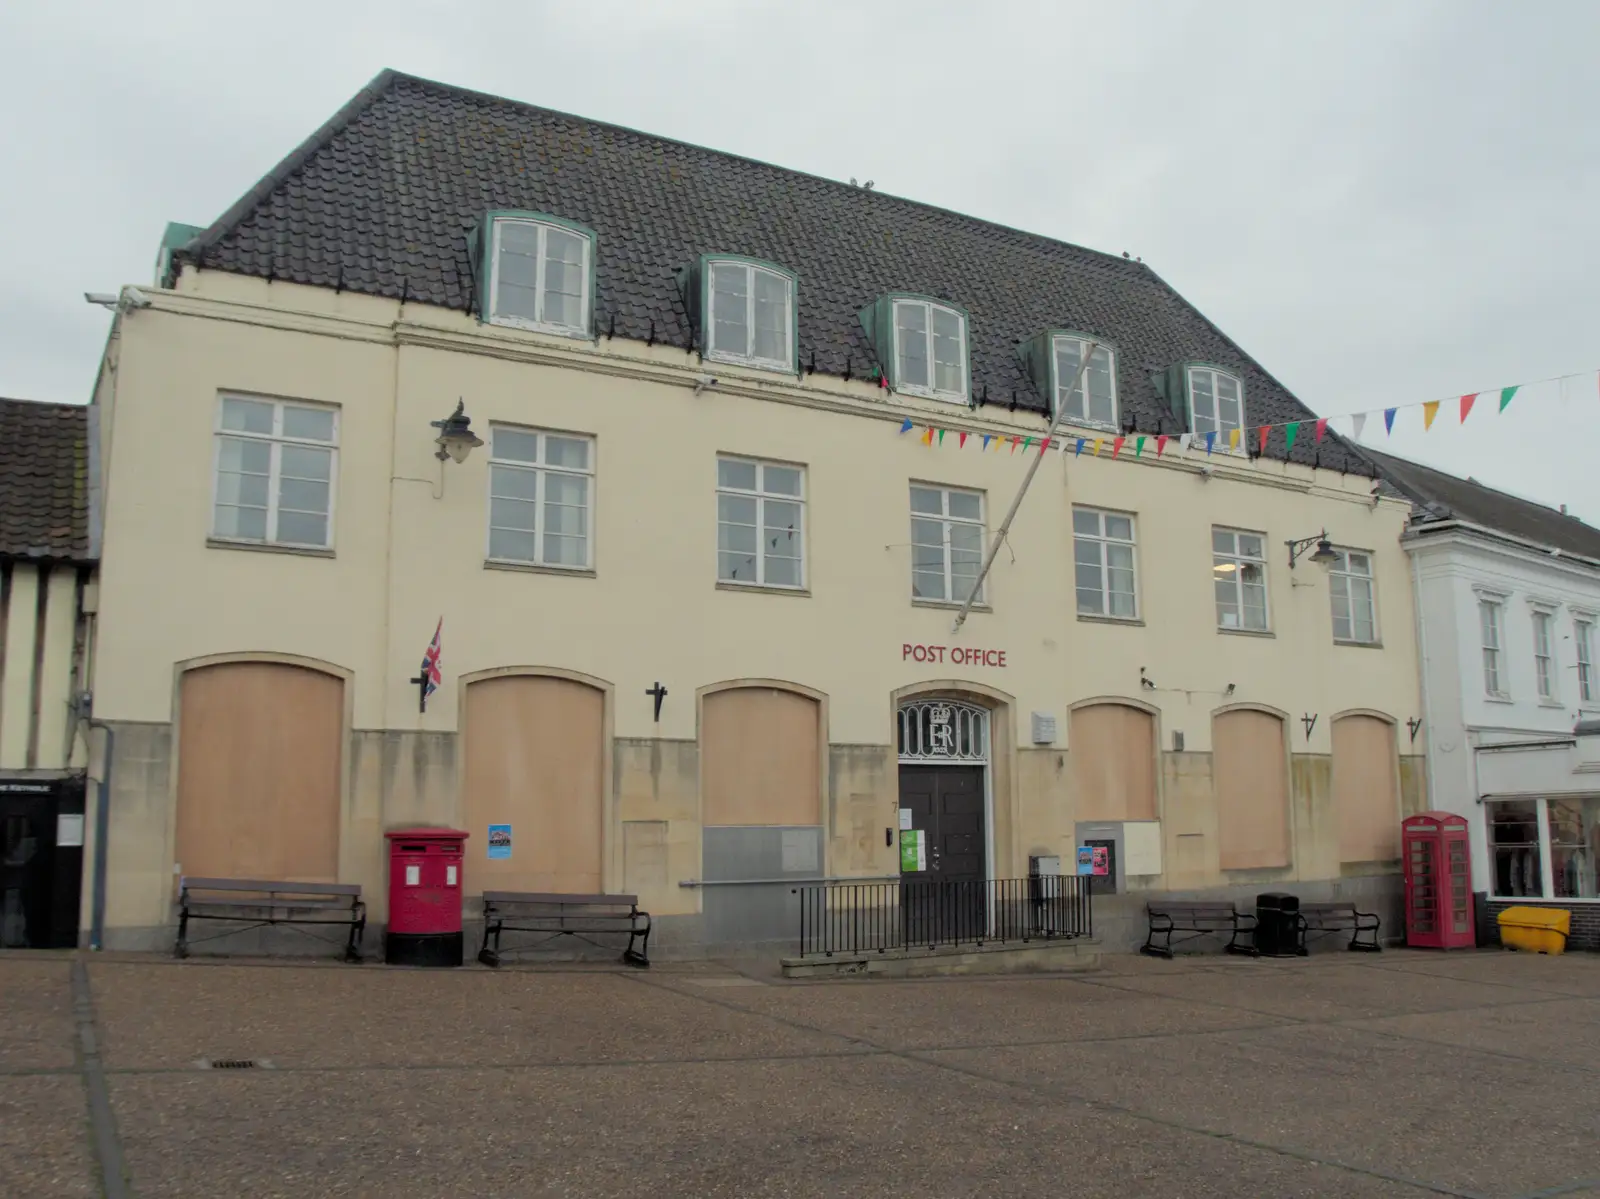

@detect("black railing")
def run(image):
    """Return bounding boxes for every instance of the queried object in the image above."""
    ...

[793,875,1092,957]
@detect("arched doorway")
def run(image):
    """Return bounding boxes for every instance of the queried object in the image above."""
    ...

[897,698,990,886]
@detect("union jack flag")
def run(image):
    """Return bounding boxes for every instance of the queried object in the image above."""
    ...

[420,618,443,701]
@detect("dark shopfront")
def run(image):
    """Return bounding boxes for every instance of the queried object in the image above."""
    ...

[0,775,85,949]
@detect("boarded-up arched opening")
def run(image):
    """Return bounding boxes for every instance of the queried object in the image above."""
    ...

[462,674,604,894]
[1069,702,1157,822]
[700,685,822,942]
[1332,714,1400,863]
[175,662,343,883]
[1213,708,1290,869]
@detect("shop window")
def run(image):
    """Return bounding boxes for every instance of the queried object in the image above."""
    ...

[1487,800,1543,898]
[1549,797,1600,900]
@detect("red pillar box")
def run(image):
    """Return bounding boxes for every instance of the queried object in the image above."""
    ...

[385,828,469,966]
[1403,812,1473,949]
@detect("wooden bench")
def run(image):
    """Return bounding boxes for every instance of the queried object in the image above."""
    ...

[176,877,365,962]
[478,892,651,968]
[1141,901,1260,959]
[1298,901,1382,952]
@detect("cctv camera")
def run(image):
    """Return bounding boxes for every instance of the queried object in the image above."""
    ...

[693,374,719,396]
[123,287,152,309]
[84,292,119,308]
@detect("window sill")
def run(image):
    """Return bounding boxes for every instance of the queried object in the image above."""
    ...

[894,385,970,405]
[1483,694,1515,705]
[485,315,591,341]
[912,597,990,614]
[484,559,596,579]
[716,581,810,599]
[207,537,334,559]
[704,350,797,376]
[1217,626,1274,639]
[1077,613,1144,627]
[1333,639,1383,650]
[1538,699,1566,709]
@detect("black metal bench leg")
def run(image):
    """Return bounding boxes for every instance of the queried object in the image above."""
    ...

[345,906,365,963]
[477,916,501,967]
[1140,918,1174,959]
[175,905,190,959]
[623,924,650,968]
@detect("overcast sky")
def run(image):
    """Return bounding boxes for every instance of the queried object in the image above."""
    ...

[2,1,1595,520]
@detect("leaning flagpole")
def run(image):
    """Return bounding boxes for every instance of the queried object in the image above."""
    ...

[950,342,1101,636]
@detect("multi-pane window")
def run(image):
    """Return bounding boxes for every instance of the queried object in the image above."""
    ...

[1073,508,1138,619]
[1213,528,1268,631]
[707,261,793,370]
[1532,610,1556,700]
[911,485,984,603]
[212,396,337,548]
[489,217,592,335]
[894,300,967,402]
[1487,796,1600,901]
[1549,797,1600,899]
[1188,367,1243,439]
[1487,800,1543,899]
[1329,549,1377,644]
[1480,599,1505,696]
[487,427,593,568]
[1053,337,1116,429]
[1577,619,1595,704]
[717,458,804,588]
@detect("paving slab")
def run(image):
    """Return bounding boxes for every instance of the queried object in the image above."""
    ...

[654,972,1290,1051]
[0,1075,96,1198]
[1096,954,1538,1020]
[89,961,863,1070]
[1349,995,1600,1070]
[107,1053,1437,1199]
[924,1020,1600,1197]
[0,955,77,1069]
[1361,949,1600,997]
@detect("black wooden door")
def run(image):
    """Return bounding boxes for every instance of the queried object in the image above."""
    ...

[898,765,986,944]
[1,791,54,948]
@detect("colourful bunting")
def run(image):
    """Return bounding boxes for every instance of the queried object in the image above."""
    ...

[1459,393,1476,423]
[1022,437,1034,452]
[1135,435,1147,458]
[958,431,967,448]
[938,428,946,444]
[1092,438,1104,458]
[1112,435,1126,459]
[1010,437,1019,455]
[921,427,933,446]
[1315,417,1328,444]
[1422,400,1440,430]
[899,418,913,434]
[1284,421,1300,453]
[1352,413,1367,440]
[981,434,992,450]
[1499,385,1518,412]
[1383,408,1397,434]
[1228,428,1241,451]
[1156,434,1169,457]
[1179,433,1193,453]
[1256,426,1270,454]
[1039,437,1051,455]
[1205,431,1216,455]
[1075,438,1086,457]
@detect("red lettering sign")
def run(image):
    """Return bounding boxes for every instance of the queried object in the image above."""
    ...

[902,643,1006,667]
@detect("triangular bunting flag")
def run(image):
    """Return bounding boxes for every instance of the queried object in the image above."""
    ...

[1074,438,1086,457]
[1459,393,1476,423]
[1422,400,1440,430]
[937,428,946,444]
[981,434,992,451]
[1205,431,1216,455]
[958,431,968,448]
[1010,437,1019,455]
[1285,421,1300,453]
[1383,408,1397,434]
[1256,426,1270,455]
[1315,418,1328,444]
[921,427,933,446]
[899,418,913,434]
[1092,438,1104,458]
[1352,413,1367,440]
[1112,435,1126,459]
[1039,437,1051,455]
[1499,385,1518,412]
[1135,435,1147,458]
[1156,434,1169,457]
[1228,428,1241,451]
[1022,437,1034,452]
[1179,433,1192,453]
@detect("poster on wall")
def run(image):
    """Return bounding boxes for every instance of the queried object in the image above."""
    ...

[1092,846,1109,876]
[1076,846,1094,876]
[487,824,512,860]
[900,829,926,873]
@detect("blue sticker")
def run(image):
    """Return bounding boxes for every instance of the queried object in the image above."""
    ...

[487,824,512,860]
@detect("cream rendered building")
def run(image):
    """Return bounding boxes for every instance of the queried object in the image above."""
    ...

[87,71,1426,951]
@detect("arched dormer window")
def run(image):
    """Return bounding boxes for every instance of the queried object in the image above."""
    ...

[472,211,596,338]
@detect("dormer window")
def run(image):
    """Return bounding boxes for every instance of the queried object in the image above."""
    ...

[480,212,595,337]
[1052,336,1116,430]
[894,299,968,402]
[1187,366,1243,438]
[704,258,796,372]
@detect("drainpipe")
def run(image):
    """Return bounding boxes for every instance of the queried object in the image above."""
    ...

[88,721,114,951]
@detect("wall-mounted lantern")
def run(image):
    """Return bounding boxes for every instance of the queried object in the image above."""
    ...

[431,399,484,464]
[1285,530,1338,569]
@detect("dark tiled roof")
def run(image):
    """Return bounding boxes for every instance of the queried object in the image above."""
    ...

[181,70,1370,474]
[0,399,90,562]
[1359,446,1600,561]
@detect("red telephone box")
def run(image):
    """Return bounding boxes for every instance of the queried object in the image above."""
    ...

[1403,812,1473,949]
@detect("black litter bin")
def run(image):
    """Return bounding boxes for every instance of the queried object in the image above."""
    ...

[1254,892,1305,957]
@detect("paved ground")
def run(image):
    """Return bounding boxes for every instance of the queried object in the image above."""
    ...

[1,947,1597,1198]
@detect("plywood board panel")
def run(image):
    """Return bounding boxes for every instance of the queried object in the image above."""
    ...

[1069,703,1157,823]
[701,688,820,826]
[1332,714,1401,862]
[174,662,343,883]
